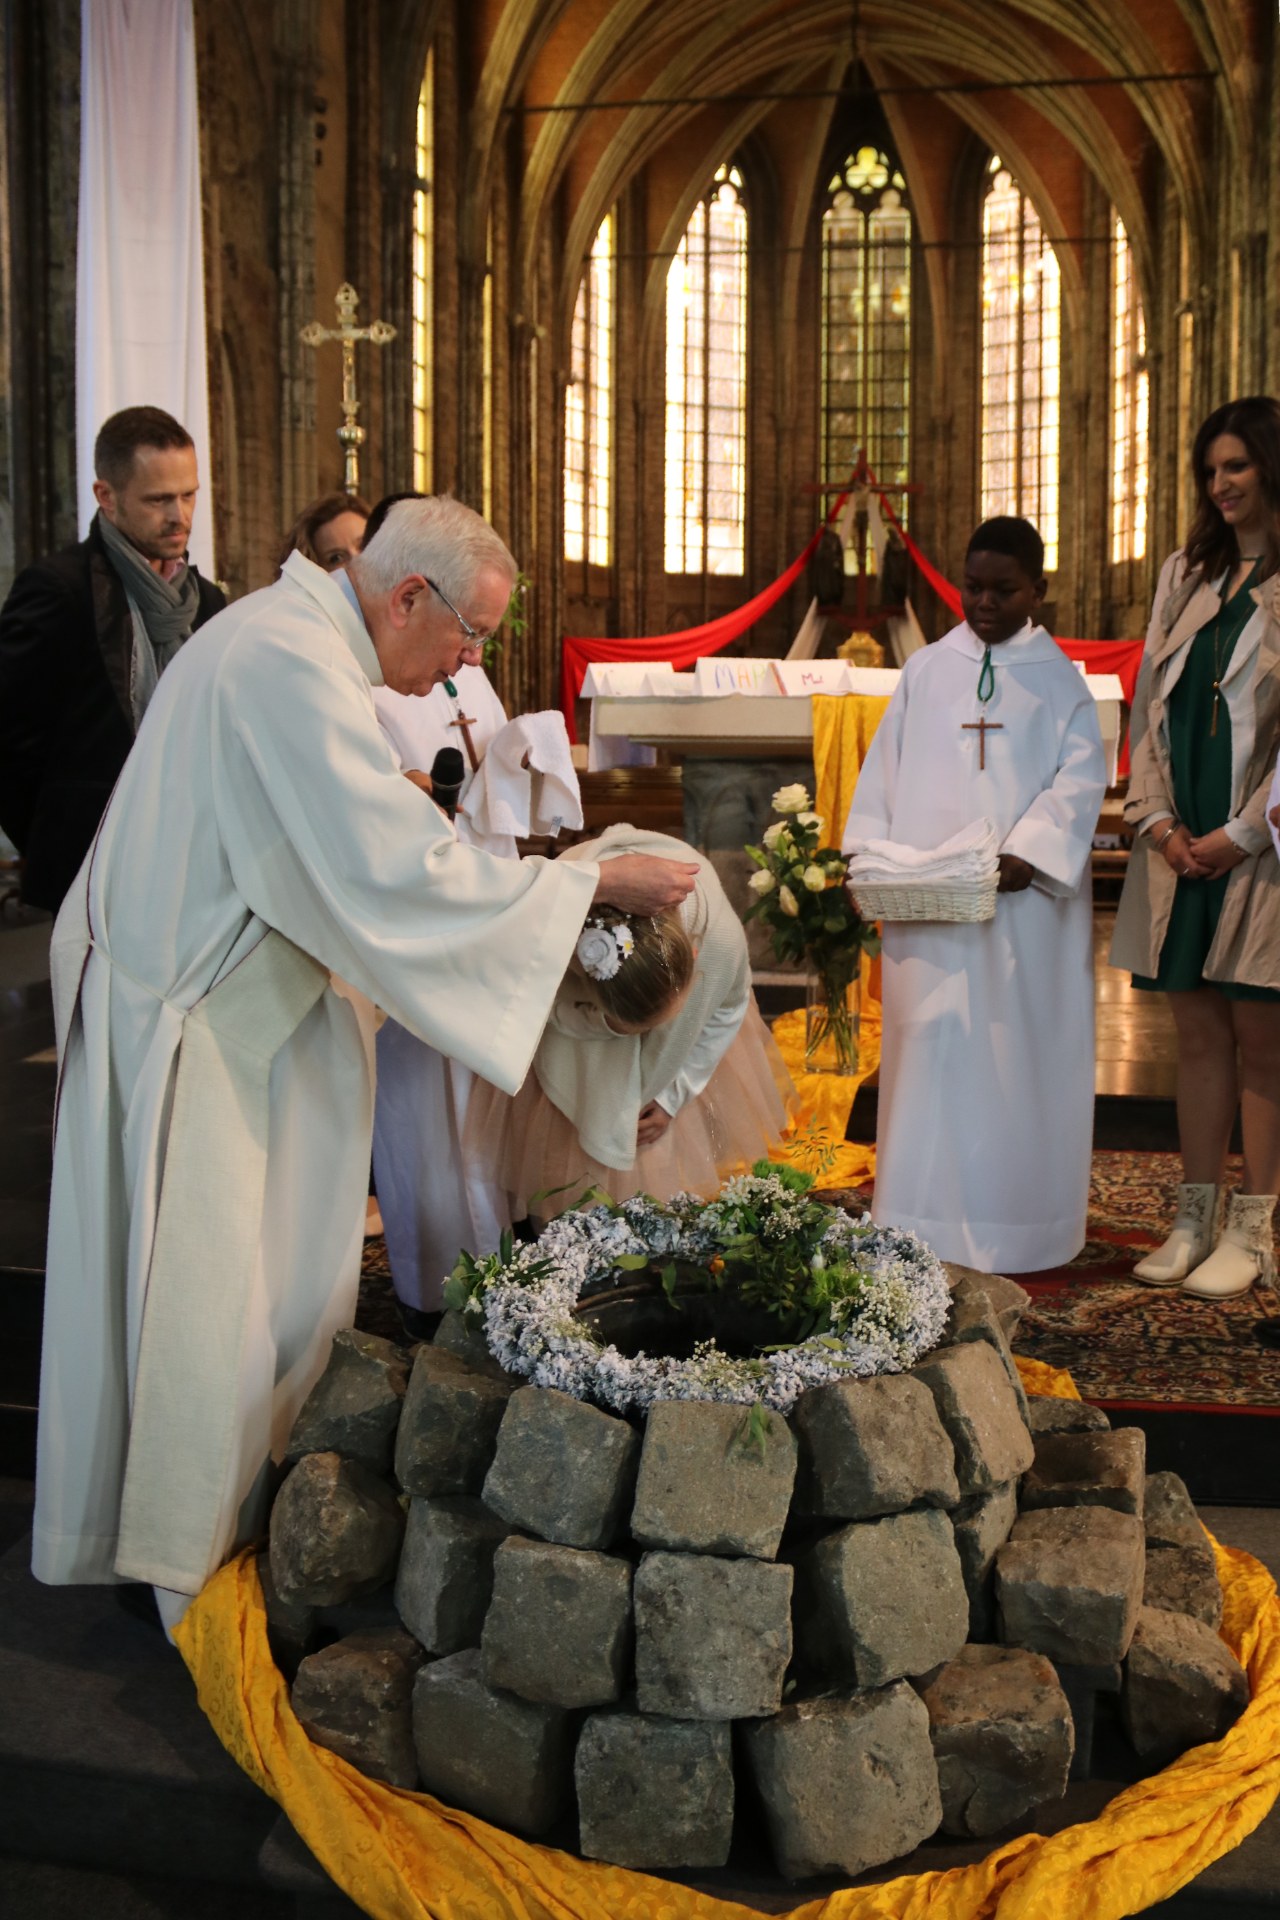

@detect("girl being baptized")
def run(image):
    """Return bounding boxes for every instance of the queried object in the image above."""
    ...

[465,826,797,1220]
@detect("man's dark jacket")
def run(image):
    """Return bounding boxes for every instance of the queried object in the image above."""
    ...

[0,518,225,911]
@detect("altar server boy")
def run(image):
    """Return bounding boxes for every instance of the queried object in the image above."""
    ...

[843,517,1107,1272]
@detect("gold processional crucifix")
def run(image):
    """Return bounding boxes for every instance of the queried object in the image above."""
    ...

[961,714,1004,771]
[300,283,397,492]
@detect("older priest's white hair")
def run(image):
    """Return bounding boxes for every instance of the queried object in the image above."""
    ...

[352,495,517,604]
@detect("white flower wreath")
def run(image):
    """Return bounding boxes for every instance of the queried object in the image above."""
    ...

[446,1173,951,1418]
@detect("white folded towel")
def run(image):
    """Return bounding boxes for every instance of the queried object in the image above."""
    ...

[460,711,584,840]
[845,817,999,886]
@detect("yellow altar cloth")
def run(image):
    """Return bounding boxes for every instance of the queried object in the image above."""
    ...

[176,1358,1280,1920]
[769,691,891,1187]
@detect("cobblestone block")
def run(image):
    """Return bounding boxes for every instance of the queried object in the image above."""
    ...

[946,1279,1030,1419]
[1122,1605,1249,1760]
[432,1308,516,1382]
[995,1507,1145,1666]
[412,1649,574,1834]
[285,1329,409,1474]
[940,1267,1031,1339]
[911,1342,1034,1495]
[480,1537,632,1708]
[791,1375,959,1521]
[795,1508,969,1688]
[393,1495,507,1654]
[1143,1542,1223,1629]
[631,1399,796,1557]
[291,1628,426,1789]
[950,1482,1019,1640]
[1020,1428,1146,1517]
[575,1710,734,1869]
[1026,1397,1111,1435]
[394,1345,512,1497]
[483,1387,640,1549]
[917,1643,1073,1836]
[742,1683,942,1879]
[269,1452,404,1607]
[1144,1472,1211,1551]
[634,1550,792,1720]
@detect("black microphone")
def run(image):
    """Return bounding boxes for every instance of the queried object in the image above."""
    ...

[427,745,466,818]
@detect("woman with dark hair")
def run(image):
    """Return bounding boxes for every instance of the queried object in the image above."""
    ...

[1111,395,1280,1298]
[277,491,371,572]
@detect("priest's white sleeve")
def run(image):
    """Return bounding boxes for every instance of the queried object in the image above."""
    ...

[211,626,598,1092]
[1000,691,1107,898]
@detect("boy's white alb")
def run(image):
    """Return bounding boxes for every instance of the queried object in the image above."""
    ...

[842,619,1107,1272]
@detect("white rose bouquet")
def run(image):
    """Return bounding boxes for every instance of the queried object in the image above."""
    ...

[743,785,879,1073]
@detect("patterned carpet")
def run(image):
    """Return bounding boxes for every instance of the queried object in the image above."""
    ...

[1010,1152,1280,1415]
[360,1150,1280,1414]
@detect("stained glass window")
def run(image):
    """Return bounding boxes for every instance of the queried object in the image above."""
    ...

[980,158,1060,570]
[564,213,614,566]
[1110,212,1149,564]
[664,164,747,576]
[411,50,434,492]
[821,146,911,563]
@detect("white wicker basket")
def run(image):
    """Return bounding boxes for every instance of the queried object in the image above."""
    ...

[848,874,999,924]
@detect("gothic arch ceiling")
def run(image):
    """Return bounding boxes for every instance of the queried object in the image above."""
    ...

[451,0,1259,341]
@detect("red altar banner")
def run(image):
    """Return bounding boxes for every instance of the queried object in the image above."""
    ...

[560,463,1145,770]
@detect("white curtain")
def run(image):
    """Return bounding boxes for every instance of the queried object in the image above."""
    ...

[76,0,214,576]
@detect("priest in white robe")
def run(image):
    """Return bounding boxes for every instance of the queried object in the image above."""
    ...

[32,497,695,1628]
[843,518,1107,1273]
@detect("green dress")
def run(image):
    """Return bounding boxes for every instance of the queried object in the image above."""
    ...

[1133,563,1279,1000]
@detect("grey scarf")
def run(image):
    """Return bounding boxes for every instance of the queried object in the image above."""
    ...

[97,510,201,724]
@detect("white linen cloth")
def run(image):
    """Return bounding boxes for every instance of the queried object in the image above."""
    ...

[33,554,598,1601]
[842,620,1107,1273]
[846,818,999,885]
[461,711,583,843]
[77,0,214,575]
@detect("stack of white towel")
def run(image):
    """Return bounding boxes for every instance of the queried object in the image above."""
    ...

[845,817,1000,887]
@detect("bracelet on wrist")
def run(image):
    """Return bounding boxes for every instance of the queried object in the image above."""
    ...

[1153,821,1180,852]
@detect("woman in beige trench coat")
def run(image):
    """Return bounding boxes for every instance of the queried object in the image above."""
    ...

[1110,395,1280,1301]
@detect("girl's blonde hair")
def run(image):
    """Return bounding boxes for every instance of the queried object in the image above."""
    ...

[590,910,695,1029]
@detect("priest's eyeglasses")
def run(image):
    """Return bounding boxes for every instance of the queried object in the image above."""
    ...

[425,577,493,650]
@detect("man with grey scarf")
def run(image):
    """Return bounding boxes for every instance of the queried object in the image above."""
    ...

[0,406,225,911]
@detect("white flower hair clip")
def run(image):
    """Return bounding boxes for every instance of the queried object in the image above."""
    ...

[576,920,636,982]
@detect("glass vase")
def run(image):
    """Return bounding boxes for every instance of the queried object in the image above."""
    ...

[804,968,861,1077]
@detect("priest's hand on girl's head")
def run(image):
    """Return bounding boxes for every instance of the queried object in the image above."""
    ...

[592,854,699,915]
[996,852,1035,893]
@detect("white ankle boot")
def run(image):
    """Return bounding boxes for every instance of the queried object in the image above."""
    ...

[1182,1193,1279,1300]
[1133,1183,1218,1287]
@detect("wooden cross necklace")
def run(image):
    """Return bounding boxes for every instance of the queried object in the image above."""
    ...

[443,679,480,772]
[962,645,1003,770]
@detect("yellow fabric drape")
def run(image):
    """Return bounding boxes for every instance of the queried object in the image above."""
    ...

[177,1357,1280,1920]
[768,692,891,1188]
